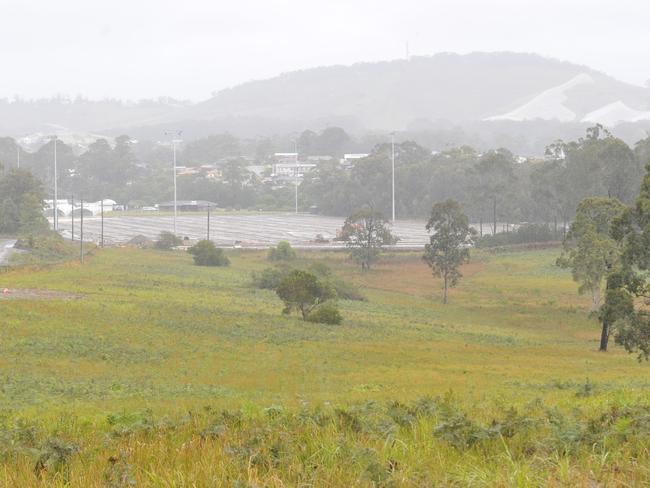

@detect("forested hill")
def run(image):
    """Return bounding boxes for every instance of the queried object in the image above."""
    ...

[167,52,650,131]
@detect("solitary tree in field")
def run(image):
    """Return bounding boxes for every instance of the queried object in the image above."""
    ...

[557,197,626,314]
[276,270,336,320]
[342,208,397,271]
[423,200,476,304]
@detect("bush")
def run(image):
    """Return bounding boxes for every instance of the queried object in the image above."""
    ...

[154,231,183,250]
[251,265,293,289]
[306,302,343,325]
[187,240,230,267]
[268,241,297,261]
[476,223,558,248]
[329,279,367,301]
[276,270,337,320]
[14,231,78,263]
[309,262,366,301]
[253,262,366,301]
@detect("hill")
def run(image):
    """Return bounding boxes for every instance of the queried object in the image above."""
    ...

[162,52,650,133]
[5,53,650,149]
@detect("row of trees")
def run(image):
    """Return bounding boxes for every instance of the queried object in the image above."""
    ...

[2,125,647,223]
[303,126,648,226]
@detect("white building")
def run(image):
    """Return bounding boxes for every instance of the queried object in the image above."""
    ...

[340,153,369,167]
[273,162,317,178]
[44,199,117,217]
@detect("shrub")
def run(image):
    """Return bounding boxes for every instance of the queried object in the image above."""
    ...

[268,241,297,261]
[188,240,230,267]
[476,223,557,248]
[251,265,293,289]
[329,278,366,301]
[276,270,336,320]
[309,262,366,301]
[253,262,366,301]
[306,302,343,325]
[154,231,183,250]
[14,230,78,263]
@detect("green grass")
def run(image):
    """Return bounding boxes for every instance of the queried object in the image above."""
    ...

[0,247,648,486]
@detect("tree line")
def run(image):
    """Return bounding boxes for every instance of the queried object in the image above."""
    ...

[0,125,648,228]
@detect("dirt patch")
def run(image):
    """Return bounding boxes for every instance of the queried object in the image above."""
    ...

[0,288,82,300]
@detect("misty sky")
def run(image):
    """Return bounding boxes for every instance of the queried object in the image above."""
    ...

[2,0,649,101]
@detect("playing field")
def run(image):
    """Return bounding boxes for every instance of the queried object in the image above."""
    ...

[0,247,648,486]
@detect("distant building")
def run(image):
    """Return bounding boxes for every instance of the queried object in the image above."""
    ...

[307,155,335,163]
[273,162,317,178]
[158,200,217,212]
[340,153,369,167]
[44,199,117,217]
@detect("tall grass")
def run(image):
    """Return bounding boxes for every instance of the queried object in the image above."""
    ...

[0,247,647,485]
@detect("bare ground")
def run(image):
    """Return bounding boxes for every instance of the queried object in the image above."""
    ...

[0,288,82,300]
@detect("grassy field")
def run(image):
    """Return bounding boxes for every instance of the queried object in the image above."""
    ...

[0,247,648,486]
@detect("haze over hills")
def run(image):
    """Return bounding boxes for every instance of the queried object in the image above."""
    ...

[4,52,650,151]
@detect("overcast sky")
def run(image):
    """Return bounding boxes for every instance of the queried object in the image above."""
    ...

[1,0,648,101]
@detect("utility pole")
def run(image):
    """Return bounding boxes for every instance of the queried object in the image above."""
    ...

[165,130,183,235]
[207,205,211,241]
[391,132,396,222]
[52,136,58,231]
[80,199,84,263]
[71,195,75,241]
[101,200,104,248]
[16,145,20,169]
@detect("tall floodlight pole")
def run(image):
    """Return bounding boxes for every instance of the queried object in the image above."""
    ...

[391,132,396,222]
[294,140,299,214]
[80,199,84,263]
[101,200,104,248]
[165,130,183,235]
[71,194,75,241]
[207,204,211,241]
[52,136,59,230]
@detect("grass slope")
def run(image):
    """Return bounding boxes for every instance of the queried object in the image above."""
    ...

[0,248,647,486]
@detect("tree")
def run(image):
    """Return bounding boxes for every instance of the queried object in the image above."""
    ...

[602,161,650,359]
[423,199,476,304]
[187,240,230,266]
[276,270,336,320]
[0,169,48,234]
[342,208,397,270]
[472,149,517,235]
[557,197,626,313]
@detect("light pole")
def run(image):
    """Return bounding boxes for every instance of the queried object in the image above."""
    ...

[16,144,20,169]
[294,140,299,214]
[52,136,58,231]
[391,132,396,222]
[165,130,183,235]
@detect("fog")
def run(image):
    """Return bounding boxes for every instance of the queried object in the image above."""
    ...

[1,0,649,101]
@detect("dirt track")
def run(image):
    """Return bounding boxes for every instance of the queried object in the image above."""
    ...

[0,288,82,300]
